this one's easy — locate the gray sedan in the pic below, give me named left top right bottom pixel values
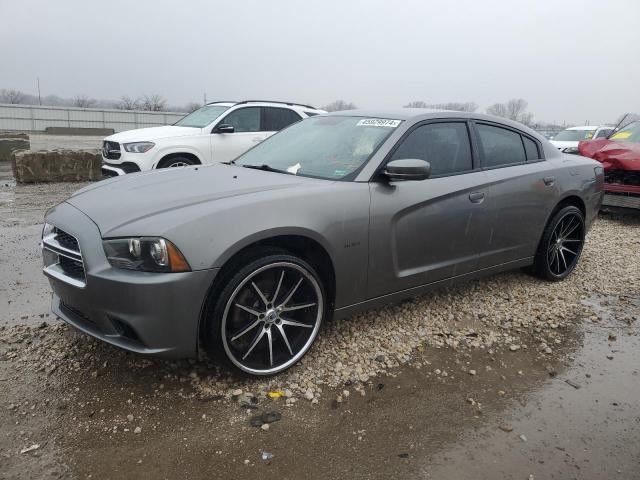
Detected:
left=42, top=110, right=604, bottom=375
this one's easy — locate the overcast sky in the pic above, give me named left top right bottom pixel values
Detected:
left=1, top=0, right=639, bottom=125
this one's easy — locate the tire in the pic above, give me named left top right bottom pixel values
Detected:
left=203, top=249, right=326, bottom=376
left=532, top=205, right=585, bottom=281
left=157, top=156, right=194, bottom=169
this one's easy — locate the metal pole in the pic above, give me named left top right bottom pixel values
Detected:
left=37, top=77, right=42, bottom=105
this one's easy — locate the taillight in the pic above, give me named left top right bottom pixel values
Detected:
left=594, top=166, right=604, bottom=189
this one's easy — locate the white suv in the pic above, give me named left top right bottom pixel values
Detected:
left=101, top=100, right=325, bottom=176
left=549, top=125, right=614, bottom=154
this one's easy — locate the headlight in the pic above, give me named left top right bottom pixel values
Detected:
left=42, top=222, right=55, bottom=239
left=563, top=146, right=579, bottom=154
left=103, top=237, right=190, bottom=273
left=123, top=142, right=155, bottom=153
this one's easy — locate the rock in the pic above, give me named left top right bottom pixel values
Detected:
left=231, top=388, right=243, bottom=396
left=134, top=427, right=142, bottom=434
left=509, top=345, right=520, bottom=351
left=260, top=423, right=270, bottom=431
left=20, top=444, right=40, bottom=454
left=519, top=434, right=527, bottom=442
left=304, top=389, right=314, bottom=401
left=468, top=369, right=476, bottom=376
left=127, top=414, right=134, bottom=422
left=499, top=424, right=513, bottom=432
left=261, top=451, right=274, bottom=461
left=565, top=379, right=581, bottom=389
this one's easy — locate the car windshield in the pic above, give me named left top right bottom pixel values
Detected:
left=234, top=116, right=400, bottom=180
left=175, top=105, right=229, bottom=128
left=610, top=121, right=640, bottom=143
left=553, top=129, right=596, bottom=141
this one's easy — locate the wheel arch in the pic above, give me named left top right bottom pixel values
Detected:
left=534, top=193, right=586, bottom=255
left=198, top=231, right=337, bottom=351
left=156, top=151, right=203, bottom=168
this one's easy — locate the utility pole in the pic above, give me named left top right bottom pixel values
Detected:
left=37, top=77, right=42, bottom=105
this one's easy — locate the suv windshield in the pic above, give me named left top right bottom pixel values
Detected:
left=553, top=129, right=596, bottom=141
left=234, top=116, right=400, bottom=180
left=611, top=121, right=640, bottom=143
left=175, top=105, right=229, bottom=128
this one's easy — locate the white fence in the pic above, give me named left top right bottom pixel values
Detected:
left=0, top=103, right=187, bottom=133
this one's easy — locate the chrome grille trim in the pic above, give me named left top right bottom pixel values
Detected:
left=42, top=227, right=86, bottom=288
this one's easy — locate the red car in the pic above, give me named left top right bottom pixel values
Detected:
left=579, top=121, right=640, bottom=211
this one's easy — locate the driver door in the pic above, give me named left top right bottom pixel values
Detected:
left=367, top=121, right=492, bottom=299
left=211, top=107, right=267, bottom=163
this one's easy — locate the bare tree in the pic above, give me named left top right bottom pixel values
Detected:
left=140, top=94, right=167, bottom=112
left=486, top=98, right=534, bottom=126
left=184, top=102, right=202, bottom=113
left=72, top=95, right=97, bottom=108
left=0, top=89, right=25, bottom=104
left=428, top=102, right=478, bottom=112
left=117, top=95, right=141, bottom=110
left=404, top=100, right=428, bottom=108
left=322, top=100, right=357, bottom=112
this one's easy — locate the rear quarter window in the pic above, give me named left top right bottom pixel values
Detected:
left=476, top=124, right=526, bottom=168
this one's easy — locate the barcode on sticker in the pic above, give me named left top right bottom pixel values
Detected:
left=356, top=119, right=401, bottom=128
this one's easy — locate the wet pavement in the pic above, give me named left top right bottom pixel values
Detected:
left=0, top=181, right=639, bottom=480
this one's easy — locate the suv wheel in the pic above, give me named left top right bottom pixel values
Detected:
left=204, top=250, right=325, bottom=375
left=158, top=156, right=194, bottom=169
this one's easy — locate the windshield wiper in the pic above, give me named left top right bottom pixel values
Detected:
left=238, top=164, right=293, bottom=175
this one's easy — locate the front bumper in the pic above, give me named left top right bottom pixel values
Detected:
left=43, top=201, right=219, bottom=358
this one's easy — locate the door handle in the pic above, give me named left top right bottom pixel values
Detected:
left=543, top=176, right=555, bottom=186
left=468, top=192, right=485, bottom=204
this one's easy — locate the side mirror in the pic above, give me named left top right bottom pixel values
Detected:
left=213, top=124, right=235, bottom=134
left=383, top=159, right=431, bottom=181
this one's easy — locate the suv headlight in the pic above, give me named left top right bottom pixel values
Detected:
left=123, top=142, right=155, bottom=153
left=103, top=237, right=190, bottom=273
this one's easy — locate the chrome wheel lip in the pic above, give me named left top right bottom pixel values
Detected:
left=220, top=261, right=323, bottom=375
left=546, top=211, right=585, bottom=278
left=168, top=161, right=189, bottom=168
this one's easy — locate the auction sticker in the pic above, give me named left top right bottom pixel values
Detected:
left=357, top=119, right=401, bottom=128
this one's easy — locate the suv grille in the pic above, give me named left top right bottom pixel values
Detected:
left=42, top=227, right=86, bottom=287
left=103, top=141, right=121, bottom=160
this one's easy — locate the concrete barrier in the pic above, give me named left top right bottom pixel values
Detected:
left=45, top=126, right=115, bottom=136
left=12, top=149, right=102, bottom=183
left=0, top=133, right=30, bottom=162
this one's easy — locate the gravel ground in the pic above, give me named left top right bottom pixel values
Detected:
left=0, top=181, right=639, bottom=479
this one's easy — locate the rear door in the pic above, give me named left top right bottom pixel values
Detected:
left=211, top=107, right=264, bottom=163
left=367, top=120, right=493, bottom=298
left=261, top=107, right=303, bottom=140
left=472, top=122, right=558, bottom=268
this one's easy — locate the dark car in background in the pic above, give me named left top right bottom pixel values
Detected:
left=579, top=120, right=640, bottom=211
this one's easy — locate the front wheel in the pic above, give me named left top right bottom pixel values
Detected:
left=532, top=205, right=585, bottom=281
left=204, top=251, right=325, bottom=375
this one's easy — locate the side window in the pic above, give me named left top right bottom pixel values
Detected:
left=220, top=107, right=261, bottom=132
left=595, top=128, right=612, bottom=139
left=476, top=124, right=526, bottom=168
left=262, top=107, right=302, bottom=131
left=522, top=136, right=540, bottom=161
left=390, top=122, right=473, bottom=176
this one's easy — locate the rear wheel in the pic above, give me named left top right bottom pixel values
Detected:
left=157, top=156, right=194, bottom=169
left=204, top=250, right=325, bottom=375
left=532, top=205, right=585, bottom=281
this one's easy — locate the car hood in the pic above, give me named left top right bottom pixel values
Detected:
left=578, top=139, right=640, bottom=171
left=105, top=125, right=201, bottom=143
left=66, top=164, right=326, bottom=236
left=549, top=140, right=578, bottom=149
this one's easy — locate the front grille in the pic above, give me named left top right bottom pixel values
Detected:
left=42, top=227, right=86, bottom=287
left=59, top=255, right=85, bottom=281
left=605, top=169, right=640, bottom=187
left=55, top=229, right=80, bottom=251
left=102, top=141, right=121, bottom=160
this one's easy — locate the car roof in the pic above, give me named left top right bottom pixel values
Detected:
left=206, top=100, right=321, bottom=111
left=564, top=125, right=614, bottom=131
left=327, top=108, right=543, bottom=138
